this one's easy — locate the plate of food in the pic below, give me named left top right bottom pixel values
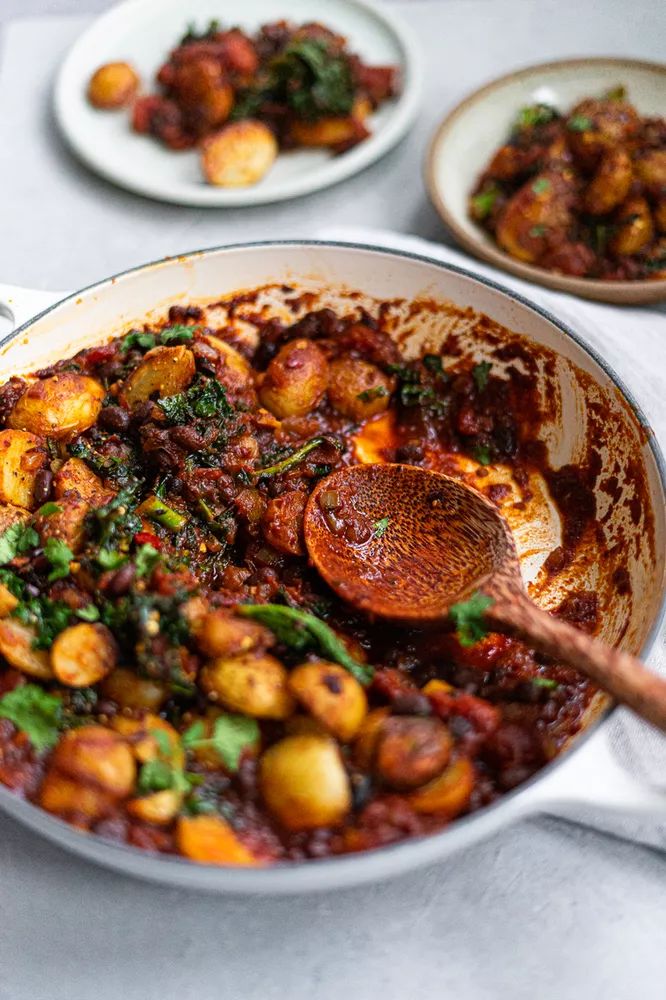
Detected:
left=0, top=241, right=663, bottom=893
left=54, top=0, right=421, bottom=206
left=426, top=58, right=666, bottom=303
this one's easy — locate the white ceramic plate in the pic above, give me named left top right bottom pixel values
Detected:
left=54, top=0, right=421, bottom=207
left=426, top=58, right=666, bottom=304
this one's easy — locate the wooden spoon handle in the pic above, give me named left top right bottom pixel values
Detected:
left=489, top=591, right=666, bottom=733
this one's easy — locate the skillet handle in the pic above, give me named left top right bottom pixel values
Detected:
left=0, top=283, right=65, bottom=330
left=523, top=721, right=666, bottom=822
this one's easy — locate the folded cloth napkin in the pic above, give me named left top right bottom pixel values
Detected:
left=319, top=225, right=666, bottom=848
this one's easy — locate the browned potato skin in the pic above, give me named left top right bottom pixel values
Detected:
left=0, top=583, right=18, bottom=618
left=565, top=98, right=641, bottom=170
left=100, top=667, right=168, bottom=711
left=194, top=609, right=272, bottom=659
left=289, top=661, right=367, bottom=741
left=119, top=345, right=195, bottom=408
left=200, top=653, right=295, bottom=719
left=88, top=62, right=140, bottom=109
left=408, top=757, right=475, bottom=817
left=112, top=714, right=183, bottom=767
left=610, top=196, right=655, bottom=256
left=177, top=815, right=260, bottom=866
left=34, top=493, right=90, bottom=553
left=53, top=458, right=114, bottom=506
left=9, top=374, right=104, bottom=441
left=583, top=146, right=633, bottom=215
left=290, top=98, right=371, bottom=148
left=258, top=339, right=329, bottom=419
left=127, top=789, right=182, bottom=826
left=374, top=716, right=453, bottom=790
left=40, top=726, right=135, bottom=821
left=261, top=490, right=307, bottom=556
left=201, top=120, right=278, bottom=187
left=327, top=358, right=395, bottom=422
left=634, top=149, right=666, bottom=197
left=0, top=503, right=31, bottom=533
left=495, top=170, right=576, bottom=263
left=51, top=623, right=118, bottom=687
left=260, top=734, right=351, bottom=831
left=0, top=429, right=48, bottom=510
left=0, top=618, right=52, bottom=679
left=201, top=335, right=252, bottom=383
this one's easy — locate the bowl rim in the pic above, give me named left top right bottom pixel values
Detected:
left=1, top=237, right=665, bottom=891
left=424, top=55, right=666, bottom=305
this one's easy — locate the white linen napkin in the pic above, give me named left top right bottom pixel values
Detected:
left=319, top=225, right=666, bottom=845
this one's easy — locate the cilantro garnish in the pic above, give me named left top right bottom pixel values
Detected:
left=37, top=502, right=62, bottom=517
left=473, top=444, right=492, bottom=466
left=0, top=684, right=63, bottom=752
left=449, top=591, right=494, bottom=647
left=44, top=537, right=73, bottom=582
left=373, top=516, right=390, bottom=538
left=121, top=330, right=157, bottom=353
left=13, top=597, right=73, bottom=648
left=240, top=604, right=373, bottom=685
left=76, top=604, right=100, bottom=622
left=567, top=115, right=593, bottom=132
left=513, top=103, right=558, bottom=130
left=472, top=361, right=492, bottom=392
left=471, top=186, right=500, bottom=220
left=0, top=522, right=39, bottom=565
left=357, top=385, right=389, bottom=403
left=531, top=177, right=551, bottom=194
left=134, top=543, right=161, bottom=578
left=183, top=715, right=259, bottom=772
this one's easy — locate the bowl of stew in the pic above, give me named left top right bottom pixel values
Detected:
left=0, top=241, right=663, bottom=893
left=426, top=58, right=666, bottom=304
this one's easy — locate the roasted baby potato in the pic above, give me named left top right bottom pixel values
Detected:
left=201, top=120, right=278, bottom=187
left=34, top=493, right=90, bottom=553
left=53, top=457, right=114, bottom=505
left=610, top=196, right=655, bottom=256
left=88, top=61, right=140, bottom=109
left=170, top=58, right=233, bottom=129
left=51, top=623, right=118, bottom=687
left=0, top=583, right=18, bottom=618
left=408, top=757, right=475, bottom=817
left=353, top=706, right=391, bottom=769
left=119, top=345, right=195, bottom=407
left=634, top=148, right=666, bottom=196
left=374, top=716, right=452, bottom=790
left=327, top=358, right=395, bottom=421
left=290, top=98, right=371, bottom=147
left=100, top=667, right=168, bottom=712
left=258, top=339, right=329, bottom=419
left=565, top=97, right=640, bottom=169
left=655, top=200, right=666, bottom=235
left=9, top=374, right=104, bottom=441
left=0, top=502, right=31, bottom=534
left=496, top=170, right=576, bottom=263
left=177, top=815, right=260, bottom=866
left=288, top=661, right=367, bottom=741
left=0, top=618, right=52, bottom=680
left=0, top=429, right=48, bottom=509
left=194, top=609, right=272, bottom=659
left=40, top=726, right=135, bottom=820
left=201, top=334, right=252, bottom=382
left=127, top=789, right=182, bottom=826
left=111, top=714, right=183, bottom=767
left=583, top=146, right=633, bottom=215
left=200, top=653, right=295, bottom=719
left=260, top=734, right=351, bottom=831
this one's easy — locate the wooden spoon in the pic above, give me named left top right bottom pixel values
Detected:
left=304, top=463, right=666, bottom=732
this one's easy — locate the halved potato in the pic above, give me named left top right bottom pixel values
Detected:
left=0, top=503, right=31, bottom=534
left=290, top=98, right=371, bottom=148
left=610, top=196, right=655, bottom=256
left=35, top=494, right=90, bottom=553
left=289, top=661, right=367, bottom=741
left=128, top=789, right=182, bottom=825
left=44, top=725, right=135, bottom=803
left=119, top=345, right=195, bottom=407
left=408, top=758, right=475, bottom=817
left=51, top=623, right=118, bottom=687
left=201, top=334, right=252, bottom=381
left=200, top=653, right=295, bottom=719
left=0, top=618, right=52, bottom=680
left=53, top=458, right=114, bottom=505
left=100, top=667, right=168, bottom=712
left=88, top=61, right=140, bottom=109
left=0, top=430, right=48, bottom=509
left=0, top=583, right=18, bottom=618
left=260, top=734, right=351, bottom=831
left=8, top=374, right=104, bottom=440
left=201, top=120, right=278, bottom=188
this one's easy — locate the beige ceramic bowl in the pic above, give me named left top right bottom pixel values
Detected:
left=426, top=57, right=666, bottom=305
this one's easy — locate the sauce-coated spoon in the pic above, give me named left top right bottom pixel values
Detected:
left=303, top=463, right=666, bottom=732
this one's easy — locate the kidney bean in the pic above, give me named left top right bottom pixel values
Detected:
left=32, top=468, right=53, bottom=506
left=99, top=405, right=130, bottom=433
left=104, top=563, right=136, bottom=596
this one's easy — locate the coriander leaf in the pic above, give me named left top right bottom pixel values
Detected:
left=471, top=186, right=500, bottom=220
left=239, top=604, right=373, bottom=685
left=183, top=715, right=259, bottom=772
left=605, top=85, right=626, bottom=101
left=44, top=537, right=74, bottom=582
left=271, top=39, right=355, bottom=121
left=150, top=728, right=173, bottom=757
left=357, top=385, right=388, bottom=403
left=13, top=597, right=73, bottom=648
left=138, top=758, right=177, bottom=794
left=529, top=224, right=547, bottom=238
left=0, top=522, right=39, bottom=565
left=449, top=591, right=493, bottom=647
left=76, top=604, right=100, bottom=622
left=160, top=324, right=197, bottom=345
left=423, top=354, right=444, bottom=375
left=472, top=361, right=492, bottom=392
left=567, top=114, right=593, bottom=132
left=0, top=568, right=25, bottom=598
left=373, top=516, right=390, bottom=538
left=38, top=502, right=62, bottom=517
left=182, top=720, right=206, bottom=748
left=134, top=543, right=161, bottom=578
left=513, top=103, right=558, bottom=130
left=531, top=177, right=551, bottom=194
left=121, top=330, right=157, bottom=353
left=473, top=444, right=491, bottom=466
left=96, top=548, right=127, bottom=570
left=0, top=684, right=63, bottom=752
left=532, top=677, right=560, bottom=690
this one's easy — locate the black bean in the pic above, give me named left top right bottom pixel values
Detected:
left=104, top=562, right=136, bottom=596
left=32, top=468, right=53, bottom=506
left=99, top=405, right=130, bottom=433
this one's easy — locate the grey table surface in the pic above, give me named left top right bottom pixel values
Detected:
left=1, top=2, right=666, bottom=999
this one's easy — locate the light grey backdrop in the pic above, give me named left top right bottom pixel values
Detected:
left=1, top=3, right=666, bottom=1000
